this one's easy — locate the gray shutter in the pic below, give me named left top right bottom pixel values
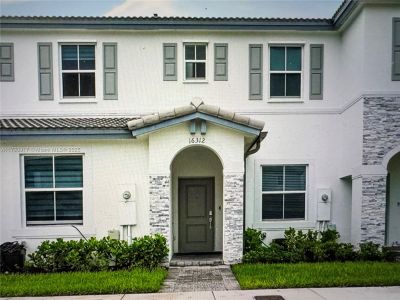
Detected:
left=309, top=44, right=324, bottom=100
left=37, top=43, right=53, bottom=100
left=214, top=43, right=228, bottom=81
left=392, top=18, right=400, bottom=81
left=0, top=43, right=14, bottom=82
left=163, top=43, right=177, bottom=81
left=103, top=43, right=118, bottom=100
left=249, top=44, right=263, bottom=100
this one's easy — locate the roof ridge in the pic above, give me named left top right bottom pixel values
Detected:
left=0, top=15, right=331, bottom=21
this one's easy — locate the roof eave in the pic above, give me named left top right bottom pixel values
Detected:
left=0, top=128, right=132, bottom=139
left=0, top=18, right=334, bottom=31
left=130, top=112, right=262, bottom=138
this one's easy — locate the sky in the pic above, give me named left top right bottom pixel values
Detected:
left=0, top=0, right=343, bottom=18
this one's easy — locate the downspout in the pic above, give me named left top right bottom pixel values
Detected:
left=242, top=131, right=268, bottom=255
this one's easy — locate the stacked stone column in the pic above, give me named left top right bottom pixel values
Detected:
left=355, top=96, right=400, bottom=245
left=149, top=175, right=171, bottom=252
left=223, top=173, right=244, bottom=264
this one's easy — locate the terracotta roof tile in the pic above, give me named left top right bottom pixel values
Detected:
left=0, top=117, right=136, bottom=130
left=127, top=102, right=265, bottom=131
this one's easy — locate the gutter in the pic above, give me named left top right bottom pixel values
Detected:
left=242, top=131, right=268, bottom=256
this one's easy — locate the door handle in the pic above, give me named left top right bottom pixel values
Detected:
left=209, top=217, right=212, bottom=229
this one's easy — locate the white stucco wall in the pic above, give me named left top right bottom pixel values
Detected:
left=0, top=29, right=345, bottom=117
left=245, top=111, right=357, bottom=242
left=0, top=139, right=150, bottom=252
left=1, top=3, right=400, bottom=251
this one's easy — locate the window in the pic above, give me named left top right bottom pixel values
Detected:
left=0, top=43, right=14, bottom=81
left=23, top=155, right=83, bottom=225
left=262, top=165, right=306, bottom=220
left=269, top=46, right=302, bottom=97
left=61, top=44, right=95, bottom=97
left=184, top=44, right=207, bottom=80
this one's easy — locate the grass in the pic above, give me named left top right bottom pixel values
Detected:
left=232, top=261, right=400, bottom=289
left=0, top=268, right=168, bottom=297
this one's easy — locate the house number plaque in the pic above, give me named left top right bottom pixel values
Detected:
left=188, top=136, right=205, bottom=144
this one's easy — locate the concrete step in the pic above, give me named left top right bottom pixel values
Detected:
left=169, top=254, right=224, bottom=267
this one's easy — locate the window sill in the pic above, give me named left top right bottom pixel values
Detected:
left=11, top=226, right=96, bottom=239
left=59, top=99, right=98, bottom=104
left=183, top=80, right=208, bottom=84
left=253, top=220, right=315, bottom=230
left=268, top=99, right=304, bottom=103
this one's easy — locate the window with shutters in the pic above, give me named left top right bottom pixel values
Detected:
left=184, top=43, right=207, bottom=80
left=0, top=43, right=14, bottom=81
left=269, top=46, right=302, bottom=98
left=23, top=155, right=83, bottom=225
left=261, top=165, right=306, bottom=220
left=60, top=44, right=95, bottom=98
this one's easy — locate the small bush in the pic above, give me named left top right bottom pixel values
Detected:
left=243, top=243, right=287, bottom=264
left=244, top=228, right=266, bottom=253
left=336, top=243, right=357, bottom=261
left=27, top=234, right=168, bottom=273
left=242, top=227, right=387, bottom=264
left=358, top=242, right=383, bottom=261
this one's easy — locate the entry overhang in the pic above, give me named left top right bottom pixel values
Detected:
left=128, top=102, right=265, bottom=138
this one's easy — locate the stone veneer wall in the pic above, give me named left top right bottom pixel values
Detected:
left=363, top=96, right=400, bottom=165
left=361, top=176, right=387, bottom=244
left=223, top=173, right=244, bottom=264
left=149, top=175, right=170, bottom=243
left=361, top=96, right=400, bottom=244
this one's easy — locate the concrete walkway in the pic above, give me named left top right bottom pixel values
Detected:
left=161, top=266, right=240, bottom=292
left=3, top=287, right=400, bottom=300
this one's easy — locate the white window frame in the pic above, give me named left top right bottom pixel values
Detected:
left=253, top=159, right=315, bottom=230
left=22, top=154, right=84, bottom=226
left=183, top=43, right=208, bottom=82
left=261, top=164, right=307, bottom=221
left=59, top=43, right=97, bottom=100
left=268, top=44, right=304, bottom=101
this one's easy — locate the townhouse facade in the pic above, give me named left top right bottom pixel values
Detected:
left=0, top=0, right=399, bottom=264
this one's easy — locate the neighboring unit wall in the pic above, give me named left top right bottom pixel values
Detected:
left=362, top=5, right=400, bottom=93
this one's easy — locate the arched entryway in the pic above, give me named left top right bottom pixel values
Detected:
left=386, top=151, right=400, bottom=246
left=170, top=146, right=223, bottom=254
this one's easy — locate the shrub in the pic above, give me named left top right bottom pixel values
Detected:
left=358, top=242, right=383, bottom=261
left=27, top=234, right=168, bottom=273
left=336, top=243, right=357, bottom=261
left=244, top=228, right=266, bottom=253
left=242, top=227, right=386, bottom=264
left=243, top=243, right=287, bottom=264
left=320, top=229, right=340, bottom=243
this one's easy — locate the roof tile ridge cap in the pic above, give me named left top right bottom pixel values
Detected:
left=190, top=99, right=204, bottom=110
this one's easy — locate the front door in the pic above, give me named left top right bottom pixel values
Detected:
left=178, top=178, right=214, bottom=253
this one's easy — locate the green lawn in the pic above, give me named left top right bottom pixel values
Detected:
left=232, top=262, right=400, bottom=289
left=0, top=268, right=168, bottom=297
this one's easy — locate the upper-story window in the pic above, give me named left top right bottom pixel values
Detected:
left=269, top=46, right=302, bottom=98
left=262, top=165, right=306, bottom=220
left=61, top=44, right=95, bottom=97
left=184, top=43, right=207, bottom=80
